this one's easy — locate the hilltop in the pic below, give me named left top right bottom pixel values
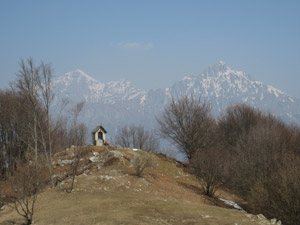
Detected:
left=0, top=146, right=279, bottom=225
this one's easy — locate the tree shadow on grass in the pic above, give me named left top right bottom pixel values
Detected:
left=0, top=219, right=25, bottom=225
left=177, top=181, right=202, bottom=195
left=177, top=181, right=236, bottom=209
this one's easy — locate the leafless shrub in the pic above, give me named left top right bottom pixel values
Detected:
left=68, top=101, right=86, bottom=146
left=51, top=116, right=70, bottom=153
left=67, top=123, right=87, bottom=148
left=222, top=112, right=300, bottom=225
left=65, top=102, right=87, bottom=193
left=157, top=95, right=215, bottom=161
left=192, top=148, right=224, bottom=197
left=217, top=103, right=264, bottom=149
left=131, top=154, right=152, bottom=177
left=115, top=124, right=160, bottom=152
left=228, top=121, right=287, bottom=196
left=247, top=152, right=300, bottom=225
left=66, top=147, right=84, bottom=193
left=6, top=155, right=48, bottom=225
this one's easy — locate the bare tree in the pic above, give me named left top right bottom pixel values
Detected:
left=217, top=103, right=264, bottom=149
left=115, top=125, right=159, bottom=152
left=220, top=110, right=300, bottom=225
left=229, top=124, right=283, bottom=196
left=13, top=58, right=41, bottom=164
left=11, top=58, right=57, bottom=187
left=51, top=98, right=71, bottom=153
left=51, top=116, right=69, bottom=153
left=248, top=152, right=300, bottom=225
left=157, top=95, right=215, bottom=161
left=69, top=101, right=85, bottom=146
left=0, top=90, right=25, bottom=175
left=191, top=148, right=224, bottom=197
left=66, top=102, right=87, bottom=193
left=6, top=154, right=47, bottom=225
left=37, top=62, right=55, bottom=187
left=66, top=147, right=84, bottom=193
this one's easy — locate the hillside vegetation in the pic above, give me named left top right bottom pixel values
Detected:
left=1, top=59, right=299, bottom=225
left=0, top=146, right=277, bottom=225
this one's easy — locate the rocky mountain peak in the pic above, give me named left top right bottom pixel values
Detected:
left=204, top=61, right=230, bottom=76
left=201, top=61, right=250, bottom=82
left=65, top=69, right=99, bottom=83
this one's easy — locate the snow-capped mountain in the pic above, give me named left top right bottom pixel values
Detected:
left=53, top=62, right=300, bottom=140
left=165, top=61, right=299, bottom=117
left=54, top=69, right=146, bottom=104
left=53, top=69, right=147, bottom=137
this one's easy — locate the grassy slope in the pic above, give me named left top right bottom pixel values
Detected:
left=0, top=146, right=273, bottom=225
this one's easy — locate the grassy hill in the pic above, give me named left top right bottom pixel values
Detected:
left=0, top=146, right=277, bottom=225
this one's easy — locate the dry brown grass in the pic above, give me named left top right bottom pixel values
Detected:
left=0, top=146, right=275, bottom=225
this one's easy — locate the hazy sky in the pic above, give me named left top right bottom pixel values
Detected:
left=1, top=0, right=300, bottom=97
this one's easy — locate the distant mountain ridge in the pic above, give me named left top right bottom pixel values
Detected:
left=53, top=62, right=300, bottom=139
left=54, top=69, right=146, bottom=104
left=165, top=61, right=298, bottom=116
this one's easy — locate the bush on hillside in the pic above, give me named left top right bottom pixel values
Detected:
left=131, top=154, right=152, bottom=177
left=114, top=124, right=160, bottom=152
left=248, top=153, right=300, bottom=225
left=192, top=148, right=224, bottom=197
left=5, top=155, right=48, bottom=225
left=217, top=103, right=265, bottom=150
left=219, top=106, right=300, bottom=225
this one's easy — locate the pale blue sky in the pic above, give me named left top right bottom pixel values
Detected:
left=0, top=0, right=300, bottom=97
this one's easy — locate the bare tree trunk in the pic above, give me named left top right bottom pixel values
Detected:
left=33, top=112, right=38, bottom=165
left=37, top=62, right=55, bottom=187
left=66, top=101, right=86, bottom=193
left=37, top=119, right=54, bottom=187
left=66, top=147, right=82, bottom=193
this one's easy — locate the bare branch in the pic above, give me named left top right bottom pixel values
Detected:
left=157, top=95, right=215, bottom=160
